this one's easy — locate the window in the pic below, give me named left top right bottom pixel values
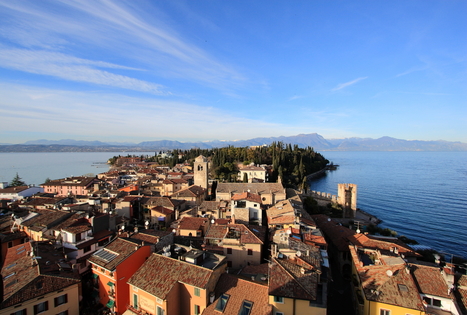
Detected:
left=194, top=287, right=200, bottom=297
left=380, top=310, right=390, bottom=315
left=227, top=248, right=232, bottom=255
left=133, top=294, right=138, bottom=308
left=8, top=241, right=13, bottom=248
left=10, top=309, right=26, bottom=315
left=239, top=300, right=253, bottom=315
left=247, top=249, right=253, bottom=255
left=83, top=245, right=91, bottom=253
left=227, top=261, right=232, bottom=267
left=34, top=301, right=48, bottom=314
left=57, top=311, right=68, bottom=315
left=54, top=294, right=68, bottom=307
left=423, top=297, right=442, bottom=307
left=273, top=296, right=284, bottom=303
left=215, top=294, right=230, bottom=312
left=156, top=306, right=164, bottom=315
left=194, top=305, right=200, bottom=315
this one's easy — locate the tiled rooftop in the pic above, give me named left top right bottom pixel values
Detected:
left=231, top=192, right=262, bottom=204
left=411, top=264, right=451, bottom=298
left=216, top=183, right=284, bottom=195
left=269, top=257, right=318, bottom=301
left=127, top=253, right=216, bottom=299
left=178, top=217, right=209, bottom=231
left=88, top=237, right=145, bottom=270
left=1, top=242, right=80, bottom=309
left=203, top=273, right=272, bottom=315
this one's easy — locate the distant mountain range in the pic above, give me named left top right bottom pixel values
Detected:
left=1, top=133, right=466, bottom=152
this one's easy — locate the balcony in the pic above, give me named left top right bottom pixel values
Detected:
left=127, top=305, right=152, bottom=315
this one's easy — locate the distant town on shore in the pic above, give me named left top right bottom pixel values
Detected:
left=0, top=145, right=466, bottom=315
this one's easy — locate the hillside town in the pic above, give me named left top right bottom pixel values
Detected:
left=0, top=154, right=466, bottom=315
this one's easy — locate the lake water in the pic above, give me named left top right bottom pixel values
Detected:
left=308, top=151, right=467, bottom=259
left=0, top=152, right=154, bottom=186
left=0, top=151, right=466, bottom=258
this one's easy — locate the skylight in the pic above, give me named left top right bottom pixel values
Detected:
left=238, top=300, right=253, bottom=315
left=93, top=249, right=118, bottom=262
left=215, top=294, right=230, bottom=312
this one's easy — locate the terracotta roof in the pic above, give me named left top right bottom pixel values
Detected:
left=128, top=253, right=215, bottom=299
left=203, top=273, right=272, bottom=315
left=348, top=233, right=419, bottom=257
left=349, top=245, right=425, bottom=311
left=151, top=206, right=174, bottom=216
left=199, top=201, right=222, bottom=211
left=266, top=199, right=297, bottom=225
left=88, top=237, right=144, bottom=270
left=456, top=275, right=467, bottom=314
left=141, top=196, right=183, bottom=209
left=1, top=242, right=80, bottom=309
left=231, top=192, right=262, bottom=204
left=178, top=217, right=209, bottom=231
left=216, top=183, right=284, bottom=195
left=205, top=225, right=228, bottom=239
left=0, top=186, right=30, bottom=194
left=21, top=209, right=72, bottom=230
left=41, top=176, right=96, bottom=187
left=53, top=214, right=91, bottom=234
left=269, top=257, right=318, bottom=300
left=411, top=264, right=451, bottom=298
left=171, top=185, right=205, bottom=198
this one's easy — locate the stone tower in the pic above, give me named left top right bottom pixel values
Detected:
left=337, top=183, right=357, bottom=218
left=194, top=155, right=209, bottom=194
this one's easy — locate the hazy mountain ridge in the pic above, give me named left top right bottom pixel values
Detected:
left=2, top=133, right=467, bottom=152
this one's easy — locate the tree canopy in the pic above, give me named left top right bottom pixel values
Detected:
left=10, top=173, right=26, bottom=187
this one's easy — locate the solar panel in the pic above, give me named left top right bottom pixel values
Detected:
left=93, top=249, right=118, bottom=262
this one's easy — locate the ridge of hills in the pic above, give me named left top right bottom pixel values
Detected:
left=1, top=133, right=466, bottom=152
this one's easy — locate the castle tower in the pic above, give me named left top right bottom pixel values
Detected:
left=194, top=155, right=209, bottom=197
left=337, top=183, right=357, bottom=218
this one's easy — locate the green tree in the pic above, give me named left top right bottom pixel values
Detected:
left=10, top=173, right=26, bottom=187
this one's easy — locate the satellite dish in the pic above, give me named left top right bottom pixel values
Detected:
left=386, top=270, right=393, bottom=277
left=356, top=229, right=361, bottom=234
left=211, top=219, right=215, bottom=224
left=145, top=220, right=149, bottom=226
left=296, top=251, right=301, bottom=257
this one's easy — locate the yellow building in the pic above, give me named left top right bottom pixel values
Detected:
left=126, top=247, right=226, bottom=315
left=349, top=245, right=426, bottom=315
left=268, top=256, right=326, bottom=315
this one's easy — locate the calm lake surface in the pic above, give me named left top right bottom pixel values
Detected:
left=309, top=151, right=467, bottom=259
left=0, top=152, right=154, bottom=186
left=0, top=151, right=466, bottom=258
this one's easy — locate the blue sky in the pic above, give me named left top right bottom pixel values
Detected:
left=0, top=0, right=466, bottom=144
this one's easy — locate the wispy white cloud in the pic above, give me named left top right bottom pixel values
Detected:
left=288, top=95, right=304, bottom=101
left=0, top=48, right=167, bottom=94
left=331, top=77, right=368, bottom=91
left=395, top=65, right=428, bottom=77
left=0, top=83, right=288, bottom=142
left=0, top=0, right=246, bottom=92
